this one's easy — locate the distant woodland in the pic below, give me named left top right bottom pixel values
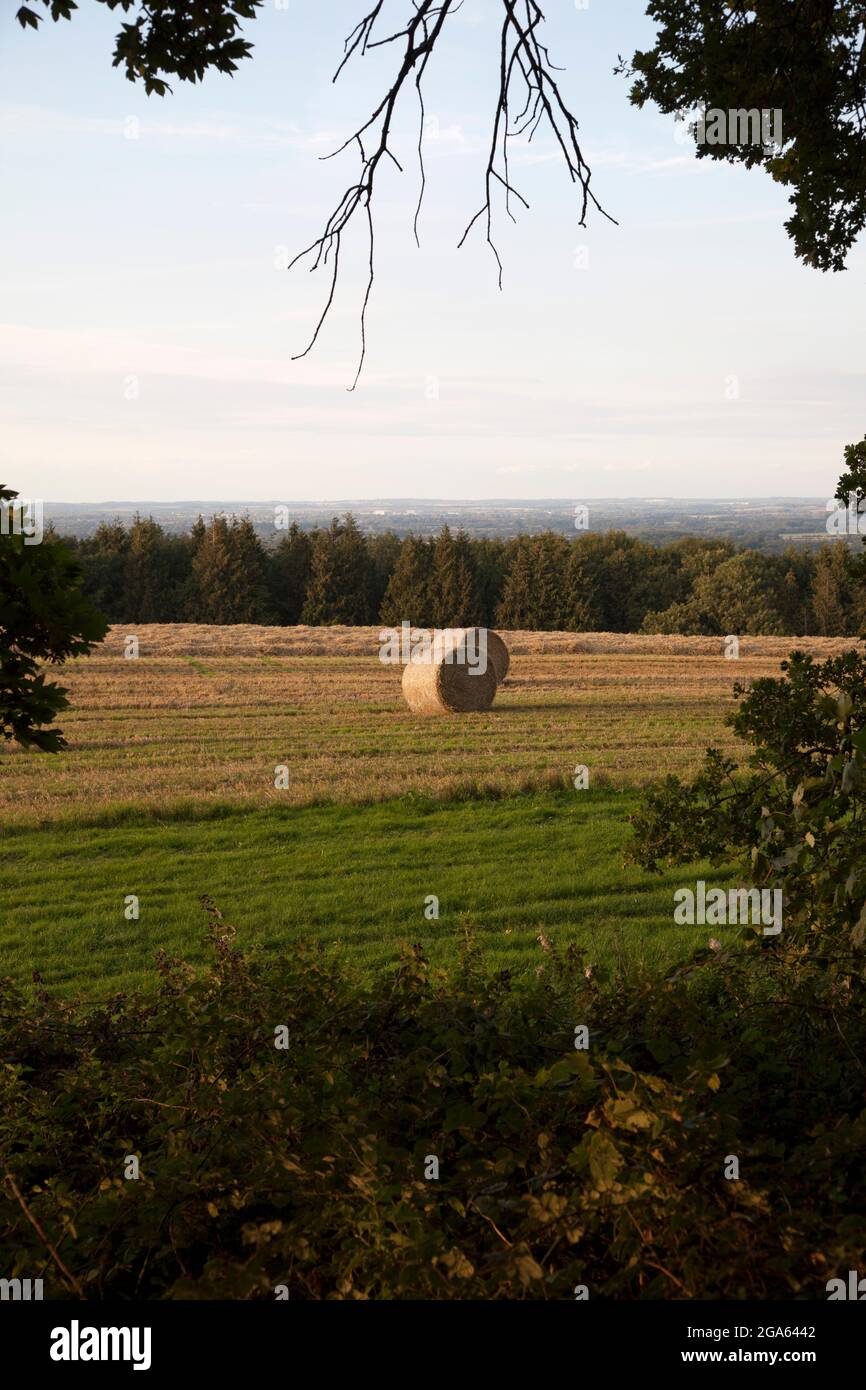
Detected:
left=57, top=513, right=866, bottom=637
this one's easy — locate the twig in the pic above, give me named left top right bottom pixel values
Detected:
left=3, top=1170, right=85, bottom=1300
left=288, top=0, right=614, bottom=386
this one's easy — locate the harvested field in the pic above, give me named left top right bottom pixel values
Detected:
left=79, top=624, right=860, bottom=660
left=1, top=626, right=856, bottom=829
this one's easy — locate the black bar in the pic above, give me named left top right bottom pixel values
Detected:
left=3, top=1298, right=860, bottom=1376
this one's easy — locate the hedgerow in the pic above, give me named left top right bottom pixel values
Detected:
left=1, top=908, right=864, bottom=1300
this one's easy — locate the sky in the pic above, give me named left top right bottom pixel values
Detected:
left=1, top=0, right=864, bottom=503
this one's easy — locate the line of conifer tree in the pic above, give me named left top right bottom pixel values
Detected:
left=56, top=513, right=866, bottom=637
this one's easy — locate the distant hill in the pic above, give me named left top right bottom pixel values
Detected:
left=47, top=497, right=848, bottom=552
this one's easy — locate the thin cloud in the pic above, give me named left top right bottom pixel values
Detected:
left=0, top=103, right=335, bottom=150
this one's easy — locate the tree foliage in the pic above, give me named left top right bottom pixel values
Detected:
left=629, top=647, right=866, bottom=950
left=622, top=1, right=866, bottom=271
left=642, top=551, right=788, bottom=636
left=380, top=534, right=434, bottom=628
left=0, top=484, right=107, bottom=751
left=57, top=512, right=865, bottom=636
left=301, top=515, right=377, bottom=625
left=16, top=1, right=262, bottom=96
left=269, top=523, right=313, bottom=626
left=190, top=516, right=274, bottom=625
left=630, top=442, right=866, bottom=943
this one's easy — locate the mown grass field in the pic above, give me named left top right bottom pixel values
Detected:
left=2, top=790, right=725, bottom=994
left=0, top=627, right=846, bottom=995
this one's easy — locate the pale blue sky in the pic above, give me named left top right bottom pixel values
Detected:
left=1, top=0, right=863, bottom=502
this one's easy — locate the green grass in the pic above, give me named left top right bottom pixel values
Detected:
left=0, top=787, right=728, bottom=996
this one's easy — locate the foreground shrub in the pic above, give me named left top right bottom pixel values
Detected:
left=1, top=907, right=864, bottom=1300
left=629, top=646, right=866, bottom=947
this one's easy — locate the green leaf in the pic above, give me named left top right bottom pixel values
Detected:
left=588, top=1131, right=623, bottom=1190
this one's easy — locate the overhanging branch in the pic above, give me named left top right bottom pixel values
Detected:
left=288, top=0, right=615, bottom=388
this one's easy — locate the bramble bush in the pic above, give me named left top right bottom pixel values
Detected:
left=1, top=900, right=865, bottom=1300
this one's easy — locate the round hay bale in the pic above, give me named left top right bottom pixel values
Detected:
left=481, top=628, right=510, bottom=682
left=449, top=627, right=510, bottom=682
left=401, top=640, right=498, bottom=714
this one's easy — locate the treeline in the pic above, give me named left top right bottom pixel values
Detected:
left=59, top=513, right=866, bottom=636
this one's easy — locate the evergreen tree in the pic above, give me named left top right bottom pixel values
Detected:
left=532, top=533, right=572, bottom=627
left=780, top=568, right=804, bottom=636
left=178, top=517, right=207, bottom=619
left=577, top=533, right=642, bottom=632
left=810, top=543, right=852, bottom=636
left=777, top=547, right=814, bottom=636
left=226, top=517, right=275, bottom=623
left=368, top=531, right=402, bottom=618
left=190, top=516, right=236, bottom=623
left=471, top=538, right=509, bottom=626
left=379, top=535, right=433, bottom=627
left=494, top=533, right=595, bottom=631
left=124, top=516, right=180, bottom=623
left=301, top=515, right=376, bottom=624
left=190, top=516, right=274, bottom=624
left=561, top=541, right=601, bottom=630
left=495, top=537, right=535, bottom=629
left=61, top=513, right=849, bottom=640
left=429, top=527, right=482, bottom=627
left=77, top=521, right=129, bottom=620
left=269, top=522, right=313, bottom=625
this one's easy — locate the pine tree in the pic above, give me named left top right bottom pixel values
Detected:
left=495, top=537, right=535, bottom=628
left=561, top=541, right=600, bottom=630
left=429, top=527, right=482, bottom=627
left=124, top=516, right=172, bottom=623
left=299, top=524, right=338, bottom=624
left=189, top=516, right=273, bottom=623
left=226, top=517, right=274, bottom=623
left=531, top=533, right=572, bottom=628
left=178, top=518, right=206, bottom=619
left=335, top=514, right=376, bottom=623
left=77, top=521, right=129, bottom=620
left=810, top=543, right=851, bottom=635
left=472, top=538, right=508, bottom=626
left=379, top=535, right=433, bottom=626
left=301, top=515, right=376, bottom=624
left=190, top=516, right=234, bottom=622
left=368, top=532, right=402, bottom=617
left=270, top=522, right=313, bottom=624
left=780, top=567, right=807, bottom=635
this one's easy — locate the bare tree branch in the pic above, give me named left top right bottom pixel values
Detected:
left=289, top=0, right=615, bottom=387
